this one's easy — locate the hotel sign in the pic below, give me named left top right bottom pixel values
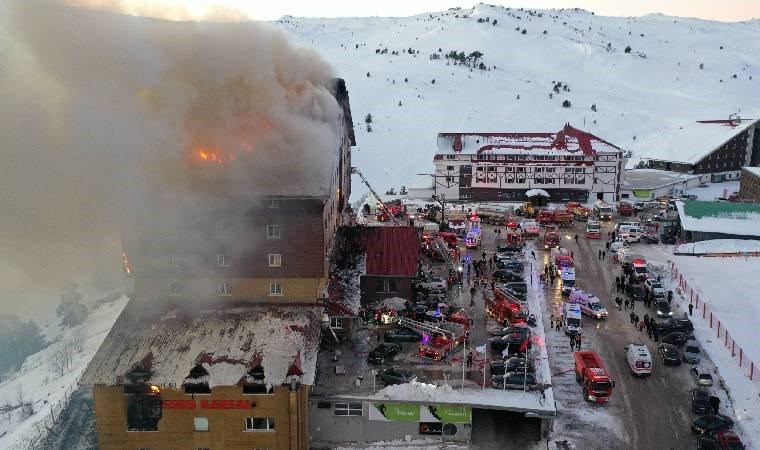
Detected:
left=162, top=399, right=254, bottom=410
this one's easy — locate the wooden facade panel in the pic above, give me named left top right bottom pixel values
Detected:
left=135, top=277, right=324, bottom=303
left=93, top=385, right=308, bottom=450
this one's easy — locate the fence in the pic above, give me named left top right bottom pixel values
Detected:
left=670, top=262, right=759, bottom=382
left=9, top=382, right=80, bottom=450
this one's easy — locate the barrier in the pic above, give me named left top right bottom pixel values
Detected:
left=670, top=261, right=759, bottom=381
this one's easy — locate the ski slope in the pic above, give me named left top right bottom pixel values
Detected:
left=276, top=5, right=760, bottom=200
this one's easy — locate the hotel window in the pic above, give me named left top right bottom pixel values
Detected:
left=269, top=282, right=283, bottom=296
left=217, top=253, right=230, bottom=267
left=245, top=417, right=275, bottom=431
left=268, top=254, right=282, bottom=267
left=376, top=279, right=397, bottom=293
left=334, top=402, right=363, bottom=416
left=446, top=165, right=455, bottom=170
left=446, top=176, right=454, bottom=182
left=266, top=198, right=280, bottom=208
left=217, top=282, right=232, bottom=296
left=193, top=417, right=209, bottom=432
left=266, top=224, right=281, bottom=239
left=330, top=317, right=344, bottom=329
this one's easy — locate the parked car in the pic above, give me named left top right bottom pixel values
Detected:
left=490, top=371, right=537, bottom=390
left=490, top=334, right=530, bottom=354
left=629, top=285, right=645, bottom=302
left=691, top=414, right=734, bottom=435
left=683, top=341, right=701, bottom=364
left=657, top=318, right=694, bottom=334
left=376, top=368, right=416, bottom=385
left=661, top=235, right=677, bottom=245
left=500, top=286, right=527, bottom=301
left=714, top=431, right=745, bottom=450
left=493, top=270, right=523, bottom=283
left=661, top=332, right=691, bottom=347
left=367, top=343, right=401, bottom=364
left=691, top=387, right=713, bottom=414
left=654, top=300, right=673, bottom=318
left=503, top=356, right=535, bottom=374
left=384, top=327, right=422, bottom=343
left=488, top=325, right=531, bottom=339
left=645, top=279, right=666, bottom=297
left=504, top=282, right=528, bottom=294
left=496, top=259, right=524, bottom=272
left=658, top=343, right=681, bottom=365
left=690, top=367, right=714, bottom=386
left=414, top=277, right=447, bottom=292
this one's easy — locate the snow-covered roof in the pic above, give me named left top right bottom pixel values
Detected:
left=409, top=173, right=435, bottom=189
left=622, top=169, right=700, bottom=190
left=634, top=118, right=760, bottom=165
left=675, top=239, right=760, bottom=255
left=80, top=303, right=322, bottom=388
left=743, top=166, right=760, bottom=177
left=437, top=124, right=620, bottom=157
left=676, top=200, right=760, bottom=237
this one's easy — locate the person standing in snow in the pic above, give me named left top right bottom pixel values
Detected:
left=466, top=351, right=473, bottom=369
left=668, top=290, right=673, bottom=305
left=569, top=334, right=576, bottom=351
left=629, top=311, right=635, bottom=323
left=688, top=303, right=693, bottom=316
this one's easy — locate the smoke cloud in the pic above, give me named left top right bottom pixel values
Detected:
left=0, top=0, right=341, bottom=316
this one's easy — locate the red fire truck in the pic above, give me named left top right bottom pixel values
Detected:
left=618, top=202, right=633, bottom=216
left=551, top=247, right=574, bottom=271
left=574, top=351, right=615, bottom=403
left=543, top=231, right=560, bottom=250
left=415, top=322, right=468, bottom=361
left=503, top=231, right=525, bottom=250
left=536, top=210, right=555, bottom=225
left=486, top=289, right=527, bottom=325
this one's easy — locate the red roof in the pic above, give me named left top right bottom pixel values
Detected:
left=360, top=226, right=420, bottom=277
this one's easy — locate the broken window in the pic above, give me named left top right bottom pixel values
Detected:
left=183, top=365, right=211, bottom=394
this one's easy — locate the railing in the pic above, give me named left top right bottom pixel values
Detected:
left=670, top=262, right=759, bottom=381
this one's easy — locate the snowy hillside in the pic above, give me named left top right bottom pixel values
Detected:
left=0, top=294, right=127, bottom=449
left=276, top=5, right=760, bottom=199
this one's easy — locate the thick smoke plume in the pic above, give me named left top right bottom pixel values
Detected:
left=0, top=0, right=341, bottom=316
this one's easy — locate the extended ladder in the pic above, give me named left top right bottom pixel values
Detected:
left=397, top=317, right=454, bottom=340
left=351, top=167, right=400, bottom=225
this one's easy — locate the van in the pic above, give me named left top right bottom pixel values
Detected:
left=562, top=302, right=582, bottom=335
left=624, top=343, right=653, bottom=376
left=569, top=289, right=608, bottom=319
left=560, top=268, right=576, bottom=295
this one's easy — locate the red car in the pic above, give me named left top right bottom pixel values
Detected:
left=715, top=431, right=744, bottom=450
left=506, top=219, right=519, bottom=229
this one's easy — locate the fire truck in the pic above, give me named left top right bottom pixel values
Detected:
left=551, top=247, right=574, bottom=272
left=555, top=210, right=575, bottom=227
left=543, top=231, right=561, bottom=250
left=536, top=210, right=555, bottom=225
left=566, top=202, right=591, bottom=221
left=574, top=351, right=615, bottom=403
left=486, top=288, right=527, bottom=325
left=375, top=199, right=406, bottom=222
left=585, top=220, right=601, bottom=239
left=618, top=202, right=633, bottom=216
left=397, top=318, right=468, bottom=362
left=503, top=231, right=525, bottom=251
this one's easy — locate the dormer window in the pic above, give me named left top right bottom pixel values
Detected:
left=184, top=364, right=211, bottom=394
left=241, top=365, right=272, bottom=394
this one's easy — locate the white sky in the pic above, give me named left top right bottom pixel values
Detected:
left=176, top=0, right=760, bottom=22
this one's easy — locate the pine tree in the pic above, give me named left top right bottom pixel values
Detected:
left=365, top=113, right=373, bottom=124
left=56, top=283, right=88, bottom=328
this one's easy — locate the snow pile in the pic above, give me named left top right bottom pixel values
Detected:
left=374, top=380, right=458, bottom=402
left=0, top=295, right=128, bottom=449
left=675, top=239, right=760, bottom=255
left=80, top=305, right=322, bottom=388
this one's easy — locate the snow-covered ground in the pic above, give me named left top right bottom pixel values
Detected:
left=0, top=294, right=127, bottom=449
left=277, top=7, right=760, bottom=199
left=634, top=243, right=760, bottom=447
left=686, top=181, right=739, bottom=201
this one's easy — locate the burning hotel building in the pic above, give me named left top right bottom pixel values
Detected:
left=80, top=79, right=355, bottom=450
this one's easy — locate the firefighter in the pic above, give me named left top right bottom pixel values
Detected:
left=667, top=290, right=674, bottom=305
left=688, top=303, right=694, bottom=316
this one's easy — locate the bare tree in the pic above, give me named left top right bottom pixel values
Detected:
left=71, top=328, right=86, bottom=353
left=48, top=341, right=73, bottom=376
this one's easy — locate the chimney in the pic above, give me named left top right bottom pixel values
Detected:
left=453, top=134, right=463, bottom=152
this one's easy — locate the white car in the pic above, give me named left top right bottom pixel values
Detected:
left=644, top=279, right=666, bottom=298
left=415, top=277, right=447, bottom=292
left=618, top=232, right=641, bottom=244
left=610, top=241, right=629, bottom=252
left=690, top=367, right=714, bottom=387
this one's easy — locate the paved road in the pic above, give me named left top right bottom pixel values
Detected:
left=542, top=220, right=698, bottom=450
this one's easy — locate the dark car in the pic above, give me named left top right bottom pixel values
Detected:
left=376, top=368, right=415, bottom=385
left=654, top=300, right=673, bottom=318
left=692, top=388, right=713, bottom=414
left=504, top=282, right=528, bottom=294
left=629, top=285, right=645, bottom=302
left=489, top=325, right=531, bottom=339
left=657, top=318, right=694, bottom=334
left=691, top=414, right=734, bottom=435
left=383, top=327, right=422, bottom=343
left=490, top=334, right=530, bottom=355
left=661, top=235, right=677, bottom=245
left=490, top=371, right=537, bottom=390
left=503, top=356, right=535, bottom=374
left=658, top=343, right=682, bottom=365
left=683, top=341, right=701, bottom=364
left=367, top=343, right=401, bottom=364
left=496, top=259, right=524, bottom=272
left=696, top=437, right=719, bottom=450
left=661, top=332, right=691, bottom=347
left=501, top=286, right=527, bottom=301
left=493, top=270, right=523, bottom=283
left=715, top=431, right=745, bottom=450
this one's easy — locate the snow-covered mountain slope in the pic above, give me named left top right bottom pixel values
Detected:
left=0, top=294, right=127, bottom=449
left=276, top=5, right=760, bottom=199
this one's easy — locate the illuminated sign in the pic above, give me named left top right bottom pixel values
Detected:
left=162, top=399, right=254, bottom=410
